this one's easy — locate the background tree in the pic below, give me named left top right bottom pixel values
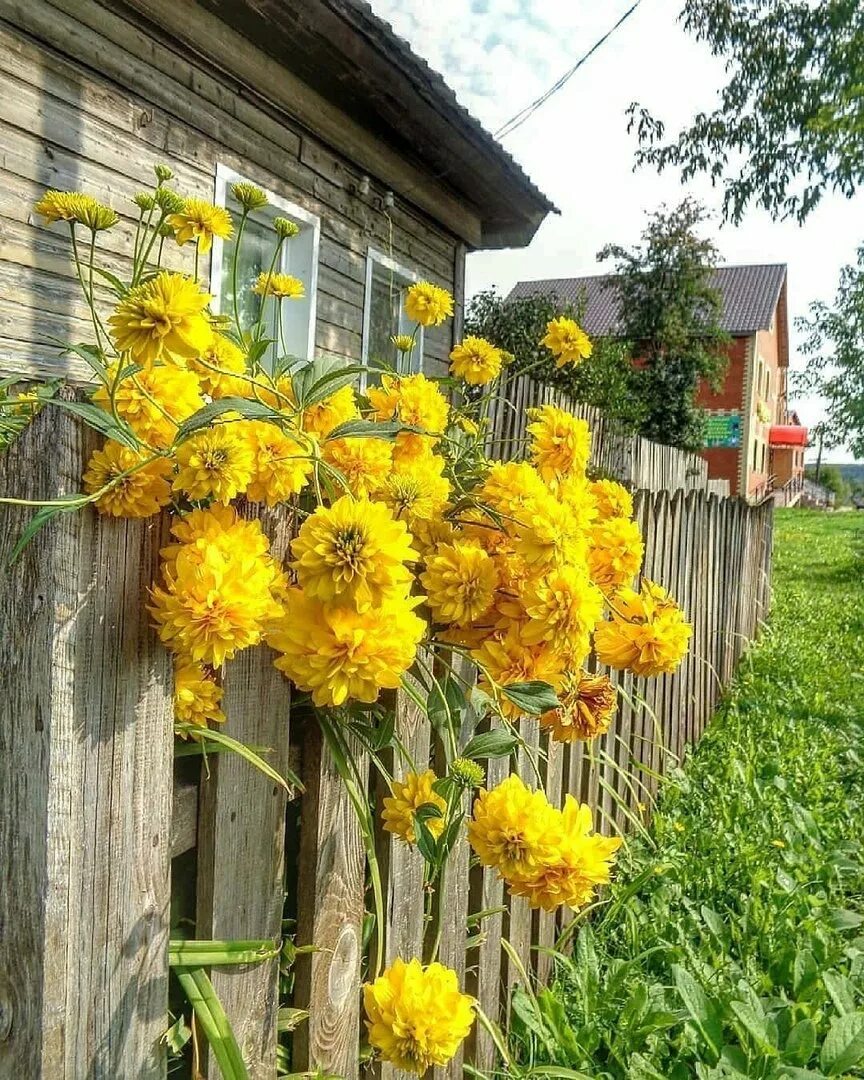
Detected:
left=795, top=247, right=864, bottom=458
left=598, top=198, right=729, bottom=451
left=804, top=463, right=851, bottom=506
left=627, top=0, right=864, bottom=224
left=464, top=288, right=647, bottom=432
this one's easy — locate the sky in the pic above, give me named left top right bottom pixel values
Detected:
left=369, top=0, right=863, bottom=463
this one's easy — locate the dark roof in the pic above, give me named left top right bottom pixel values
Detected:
left=508, top=264, right=788, bottom=337
left=190, top=0, right=556, bottom=249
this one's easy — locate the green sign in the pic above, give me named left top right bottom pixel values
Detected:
left=704, top=411, right=741, bottom=449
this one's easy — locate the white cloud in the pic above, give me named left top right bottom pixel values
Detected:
left=369, top=0, right=862, bottom=461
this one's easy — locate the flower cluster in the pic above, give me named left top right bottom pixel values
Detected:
left=468, top=774, right=621, bottom=911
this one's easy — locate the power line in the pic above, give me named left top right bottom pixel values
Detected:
left=493, top=0, right=644, bottom=141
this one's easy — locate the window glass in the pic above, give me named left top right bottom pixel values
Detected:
left=362, top=252, right=422, bottom=387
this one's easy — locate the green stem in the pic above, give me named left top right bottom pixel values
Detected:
left=231, top=211, right=248, bottom=340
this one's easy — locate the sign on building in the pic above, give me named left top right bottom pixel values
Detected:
left=704, top=411, right=742, bottom=449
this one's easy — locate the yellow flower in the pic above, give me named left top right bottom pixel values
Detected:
left=526, top=404, right=591, bottom=483
left=230, top=181, right=268, bottom=212
left=150, top=542, right=283, bottom=666
left=161, top=504, right=274, bottom=575
left=449, top=336, right=503, bottom=385
left=472, top=625, right=564, bottom=720
left=269, top=590, right=425, bottom=706
left=167, top=198, right=233, bottom=253
left=468, top=774, right=562, bottom=881
left=379, top=452, right=451, bottom=528
left=771, top=838, right=786, bottom=849
left=252, top=271, right=305, bottom=299
left=540, top=316, right=593, bottom=368
left=174, top=662, right=225, bottom=731
left=519, top=563, right=604, bottom=657
left=382, top=770, right=446, bottom=845
left=93, top=364, right=204, bottom=448
left=34, top=190, right=117, bottom=230
left=322, top=436, right=393, bottom=498
left=82, top=442, right=172, bottom=518
left=391, top=334, right=416, bottom=354
left=540, top=669, right=617, bottom=743
left=410, top=517, right=459, bottom=560
left=291, top=495, right=416, bottom=610
left=245, top=421, right=313, bottom=505
left=557, top=474, right=600, bottom=527
left=587, top=516, right=644, bottom=592
left=404, top=281, right=454, bottom=327
left=189, top=334, right=251, bottom=398
left=364, top=958, right=475, bottom=1075
left=594, top=579, right=692, bottom=677
left=455, top=415, right=479, bottom=436
left=508, top=797, right=621, bottom=911
left=173, top=424, right=255, bottom=503
left=590, top=478, right=634, bottom=522
left=109, top=272, right=213, bottom=366
left=367, top=373, right=449, bottom=459
left=479, top=461, right=548, bottom=526
left=301, top=384, right=359, bottom=439
left=513, top=490, right=586, bottom=569
left=420, top=541, right=498, bottom=627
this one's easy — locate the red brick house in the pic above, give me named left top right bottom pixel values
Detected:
left=508, top=264, right=806, bottom=500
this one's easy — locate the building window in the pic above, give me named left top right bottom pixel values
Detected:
left=361, top=248, right=423, bottom=388
left=752, top=438, right=759, bottom=472
left=760, top=442, right=766, bottom=473
left=211, top=164, right=320, bottom=367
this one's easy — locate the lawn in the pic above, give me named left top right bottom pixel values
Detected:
left=511, top=510, right=864, bottom=1079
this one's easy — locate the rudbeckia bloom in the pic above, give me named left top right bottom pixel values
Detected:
left=109, top=272, right=213, bottom=366
left=252, top=271, right=305, bottom=299
left=322, top=436, right=393, bottom=498
left=519, top=562, right=604, bottom=657
left=590, top=478, right=634, bottom=522
left=526, top=404, right=591, bottom=483
left=93, top=363, right=204, bottom=448
left=82, top=442, right=172, bottom=518
left=540, top=316, right=593, bottom=367
left=595, top=579, right=691, bottom=677
left=301, top=384, right=359, bottom=439
left=363, top=958, right=475, bottom=1075
left=173, top=424, right=256, bottom=503
left=404, top=281, right=454, bottom=327
left=167, top=197, right=233, bottom=253
left=540, top=669, right=617, bottom=743
left=189, top=334, right=251, bottom=399
left=420, top=540, right=498, bottom=627
left=468, top=774, right=562, bottom=881
left=472, top=625, right=564, bottom=720
left=449, top=335, right=503, bottom=386
left=291, top=495, right=417, bottom=610
left=382, top=770, right=446, bottom=845
left=587, top=516, right=644, bottom=592
left=174, top=662, right=225, bottom=731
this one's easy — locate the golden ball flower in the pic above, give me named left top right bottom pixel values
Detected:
left=269, top=590, right=425, bottom=706
left=188, top=334, right=251, bottom=399
left=468, top=774, right=562, bottom=881
left=109, top=272, right=213, bottom=367
left=174, top=662, right=225, bottom=732
left=378, top=452, right=450, bottom=528
left=167, top=198, right=233, bottom=253
left=587, top=516, right=644, bottom=592
left=391, top=334, right=416, bottom=354
left=540, top=316, right=593, bottom=368
left=291, top=495, right=417, bottom=610
left=449, top=335, right=503, bottom=386
left=540, top=669, right=617, bottom=743
left=420, top=540, right=498, bottom=627
left=245, top=420, right=313, bottom=505
left=34, top=190, right=117, bottom=230
left=594, top=579, right=691, bottom=677
left=526, top=404, right=591, bottom=483
left=82, top=442, right=172, bottom=518
left=519, top=562, right=604, bottom=658
left=363, top=958, right=475, bottom=1075
left=273, top=216, right=300, bottom=239
left=160, top=504, right=274, bottom=575
left=93, top=363, right=204, bottom=448
left=404, top=281, right=454, bottom=327
left=472, top=625, right=564, bottom=720
left=513, top=489, right=587, bottom=570
left=173, top=423, right=255, bottom=503
left=230, top=181, right=268, bottom=212
left=252, top=271, right=305, bottom=299
left=301, top=384, right=359, bottom=439
left=590, top=478, right=634, bottom=522
left=322, top=436, right=393, bottom=498
left=479, top=461, right=548, bottom=527
left=367, top=373, right=449, bottom=459
left=382, top=770, right=446, bottom=845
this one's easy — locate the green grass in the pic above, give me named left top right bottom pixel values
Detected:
left=512, top=511, right=864, bottom=1079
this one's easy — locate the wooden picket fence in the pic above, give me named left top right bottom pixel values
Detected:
left=0, top=398, right=771, bottom=1079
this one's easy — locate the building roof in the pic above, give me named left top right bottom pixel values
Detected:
left=188, top=0, right=557, bottom=249
left=508, top=264, right=788, bottom=337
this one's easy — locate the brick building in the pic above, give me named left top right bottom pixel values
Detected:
left=509, top=264, right=806, bottom=500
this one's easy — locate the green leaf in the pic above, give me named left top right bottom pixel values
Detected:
left=672, top=965, right=723, bottom=1064
left=173, top=966, right=249, bottom=1079
left=413, top=803, right=444, bottom=822
left=793, top=949, right=820, bottom=1000
left=819, top=1011, right=864, bottom=1075
left=9, top=503, right=77, bottom=565
left=169, top=939, right=279, bottom=967
left=462, top=728, right=519, bottom=761
left=499, top=680, right=560, bottom=716
left=161, top=1014, right=191, bottom=1053
left=291, top=360, right=363, bottom=408
left=47, top=397, right=139, bottom=449
left=175, top=724, right=303, bottom=793
left=426, top=682, right=450, bottom=732
left=55, top=339, right=110, bottom=381
left=784, top=1019, right=817, bottom=1066
left=414, top=815, right=438, bottom=864
left=276, top=1007, right=309, bottom=1033
left=92, top=266, right=129, bottom=297
left=176, top=396, right=279, bottom=437
left=730, top=999, right=776, bottom=1055
left=822, top=971, right=857, bottom=1016
left=829, top=909, right=864, bottom=931
left=325, top=419, right=404, bottom=441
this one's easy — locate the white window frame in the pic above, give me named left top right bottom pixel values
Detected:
left=360, top=247, right=424, bottom=390
left=210, top=163, right=320, bottom=363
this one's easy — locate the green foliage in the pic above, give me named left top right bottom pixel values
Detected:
left=805, top=466, right=850, bottom=506
left=598, top=199, right=730, bottom=452
left=628, top=1, right=864, bottom=224
left=464, top=288, right=646, bottom=432
left=510, top=512, right=864, bottom=1078
left=796, top=247, right=864, bottom=459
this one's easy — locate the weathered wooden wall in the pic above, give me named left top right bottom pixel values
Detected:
left=0, top=400, right=773, bottom=1078
left=0, top=0, right=462, bottom=383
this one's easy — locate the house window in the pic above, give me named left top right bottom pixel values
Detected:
left=752, top=438, right=759, bottom=472
left=361, top=248, right=423, bottom=388
left=210, top=164, right=320, bottom=367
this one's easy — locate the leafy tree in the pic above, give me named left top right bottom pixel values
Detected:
left=795, top=247, right=864, bottom=458
left=597, top=198, right=729, bottom=451
left=805, top=463, right=850, bottom=504
left=627, top=0, right=864, bottom=224
left=464, top=288, right=646, bottom=432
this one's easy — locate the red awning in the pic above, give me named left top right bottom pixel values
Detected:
left=769, top=425, right=808, bottom=447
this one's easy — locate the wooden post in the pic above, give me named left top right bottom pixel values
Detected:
left=0, top=404, right=172, bottom=1078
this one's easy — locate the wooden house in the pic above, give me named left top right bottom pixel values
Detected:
left=0, top=0, right=554, bottom=384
